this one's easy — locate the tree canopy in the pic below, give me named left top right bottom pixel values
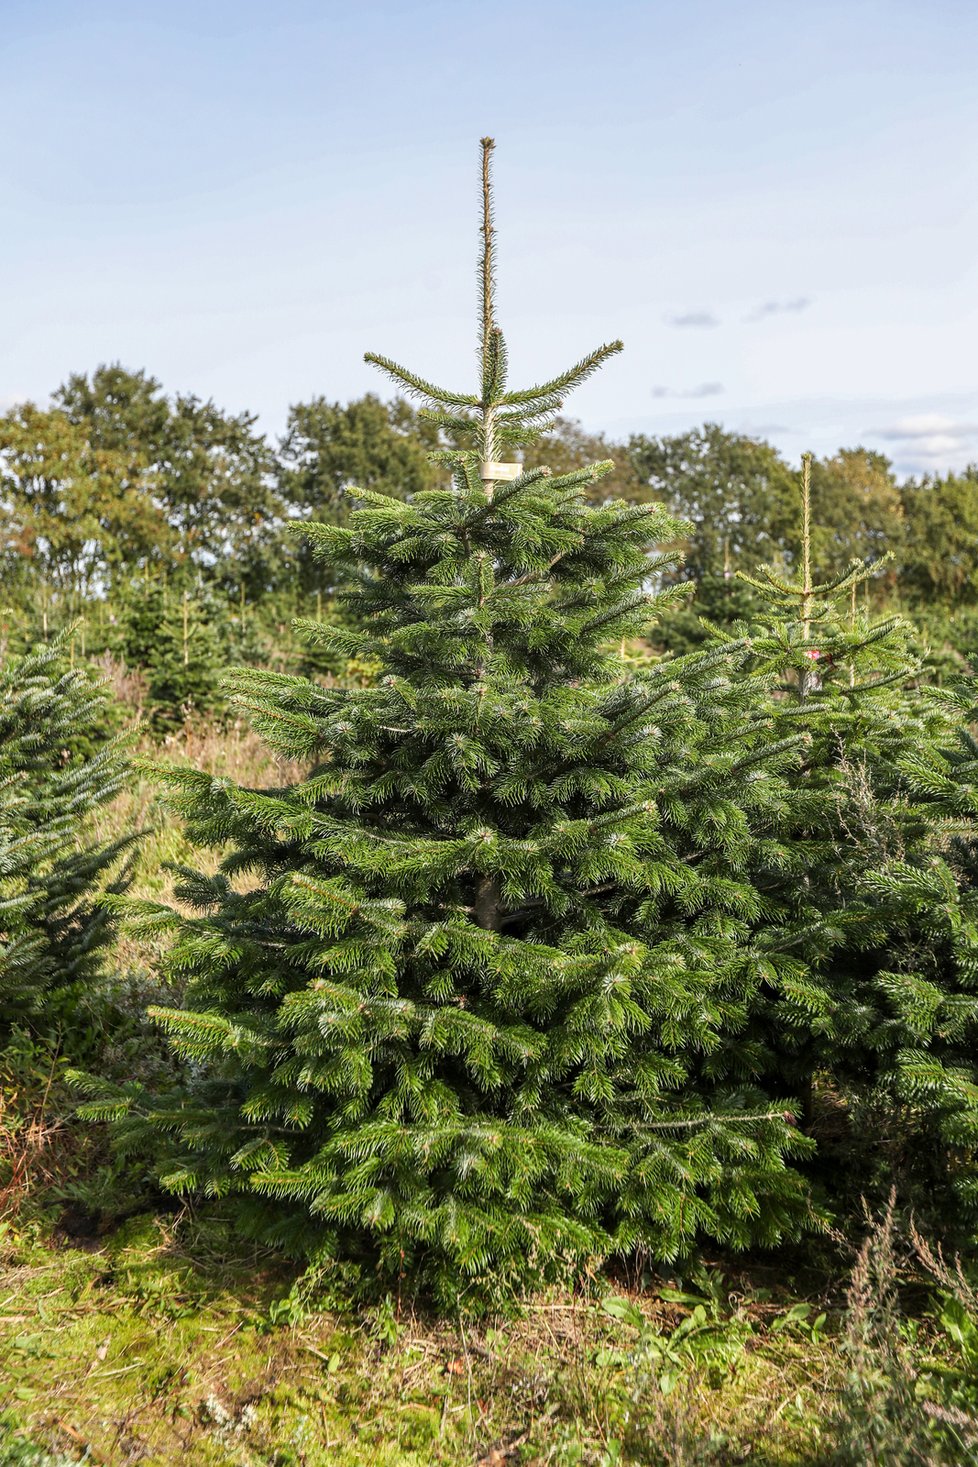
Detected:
left=55, top=364, right=281, bottom=589
left=627, top=424, right=800, bottom=581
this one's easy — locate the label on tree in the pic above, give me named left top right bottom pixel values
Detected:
left=480, top=461, right=523, bottom=481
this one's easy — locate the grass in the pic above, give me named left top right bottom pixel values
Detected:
left=87, top=716, right=305, bottom=989
left=92, top=715, right=305, bottom=897
left=0, top=1210, right=860, bottom=1466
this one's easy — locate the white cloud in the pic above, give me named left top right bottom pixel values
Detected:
left=872, top=414, right=978, bottom=464
left=663, top=309, right=719, bottom=328
left=651, top=381, right=724, bottom=399
left=745, top=297, right=812, bottom=322
left=875, top=413, right=978, bottom=441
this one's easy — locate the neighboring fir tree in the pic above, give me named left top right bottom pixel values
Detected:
left=714, top=457, right=978, bottom=1232
left=650, top=570, right=770, bottom=657
left=0, top=637, right=134, bottom=1033
left=115, top=577, right=225, bottom=730
left=82, top=142, right=812, bottom=1301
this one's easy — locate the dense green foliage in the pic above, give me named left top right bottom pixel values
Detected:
left=3, top=397, right=978, bottom=714
left=113, top=577, right=228, bottom=730
left=54, top=364, right=281, bottom=593
left=628, top=425, right=801, bottom=582
left=77, top=143, right=826, bottom=1301
left=703, top=465, right=978, bottom=1232
left=0, top=638, right=133, bottom=1030
left=3, top=343, right=978, bottom=713
left=6, top=141, right=978, bottom=1332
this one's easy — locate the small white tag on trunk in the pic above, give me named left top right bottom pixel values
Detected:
left=480, top=461, right=523, bottom=481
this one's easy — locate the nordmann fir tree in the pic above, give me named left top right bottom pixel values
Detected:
left=714, top=456, right=978, bottom=1231
left=115, top=575, right=226, bottom=731
left=0, top=635, right=134, bottom=1035
left=80, top=142, right=812, bottom=1301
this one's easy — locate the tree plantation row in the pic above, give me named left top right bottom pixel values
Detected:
left=3, top=361, right=978, bottom=721
left=5, top=140, right=978, bottom=1330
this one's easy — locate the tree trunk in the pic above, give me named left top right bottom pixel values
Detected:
left=474, top=874, right=503, bottom=932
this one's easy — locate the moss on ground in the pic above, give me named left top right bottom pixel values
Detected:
left=0, top=1213, right=859, bottom=1466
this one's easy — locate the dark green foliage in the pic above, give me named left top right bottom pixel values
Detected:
left=518, top=415, right=653, bottom=504
left=900, top=466, right=978, bottom=608
left=894, top=604, right=978, bottom=686
left=115, top=577, right=225, bottom=730
left=708, top=460, right=978, bottom=1232
left=0, top=636, right=134, bottom=1031
left=807, top=448, right=905, bottom=582
left=3, top=362, right=978, bottom=689
left=85, top=142, right=813, bottom=1303
left=275, top=395, right=445, bottom=679
left=627, top=424, right=800, bottom=583
left=625, top=433, right=918, bottom=652
left=647, top=571, right=768, bottom=657
left=278, top=393, right=441, bottom=532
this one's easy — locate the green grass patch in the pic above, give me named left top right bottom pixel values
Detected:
left=0, top=1214, right=863, bottom=1466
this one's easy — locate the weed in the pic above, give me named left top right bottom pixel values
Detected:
left=771, top=1300, right=829, bottom=1346
left=0, top=1414, right=79, bottom=1467
left=830, top=1192, right=936, bottom=1466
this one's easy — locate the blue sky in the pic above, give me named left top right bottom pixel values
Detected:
left=2, top=0, right=976, bottom=475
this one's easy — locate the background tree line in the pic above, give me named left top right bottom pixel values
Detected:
left=2, top=362, right=977, bottom=721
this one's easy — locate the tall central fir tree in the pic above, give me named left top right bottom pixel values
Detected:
left=86, top=142, right=813, bottom=1300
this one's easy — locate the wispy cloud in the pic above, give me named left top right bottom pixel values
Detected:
left=663, top=309, right=719, bottom=329
left=744, top=296, right=811, bottom=323
left=624, top=394, right=978, bottom=479
left=872, top=414, right=978, bottom=465
left=663, top=299, right=812, bottom=328
left=652, top=382, right=724, bottom=399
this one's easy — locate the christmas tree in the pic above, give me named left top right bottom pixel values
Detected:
left=87, top=142, right=811, bottom=1300
left=115, top=575, right=225, bottom=730
left=715, top=456, right=978, bottom=1230
left=0, top=636, right=134, bottom=1033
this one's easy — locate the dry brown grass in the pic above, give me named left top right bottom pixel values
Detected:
left=0, top=1045, right=73, bottom=1226
left=84, top=714, right=308, bottom=983
left=92, top=714, right=304, bottom=889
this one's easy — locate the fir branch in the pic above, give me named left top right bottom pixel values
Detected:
left=500, top=342, right=625, bottom=407
left=363, top=352, right=479, bottom=408
left=597, top=1109, right=796, bottom=1133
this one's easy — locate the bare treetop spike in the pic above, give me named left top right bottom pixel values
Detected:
left=479, top=138, right=497, bottom=377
